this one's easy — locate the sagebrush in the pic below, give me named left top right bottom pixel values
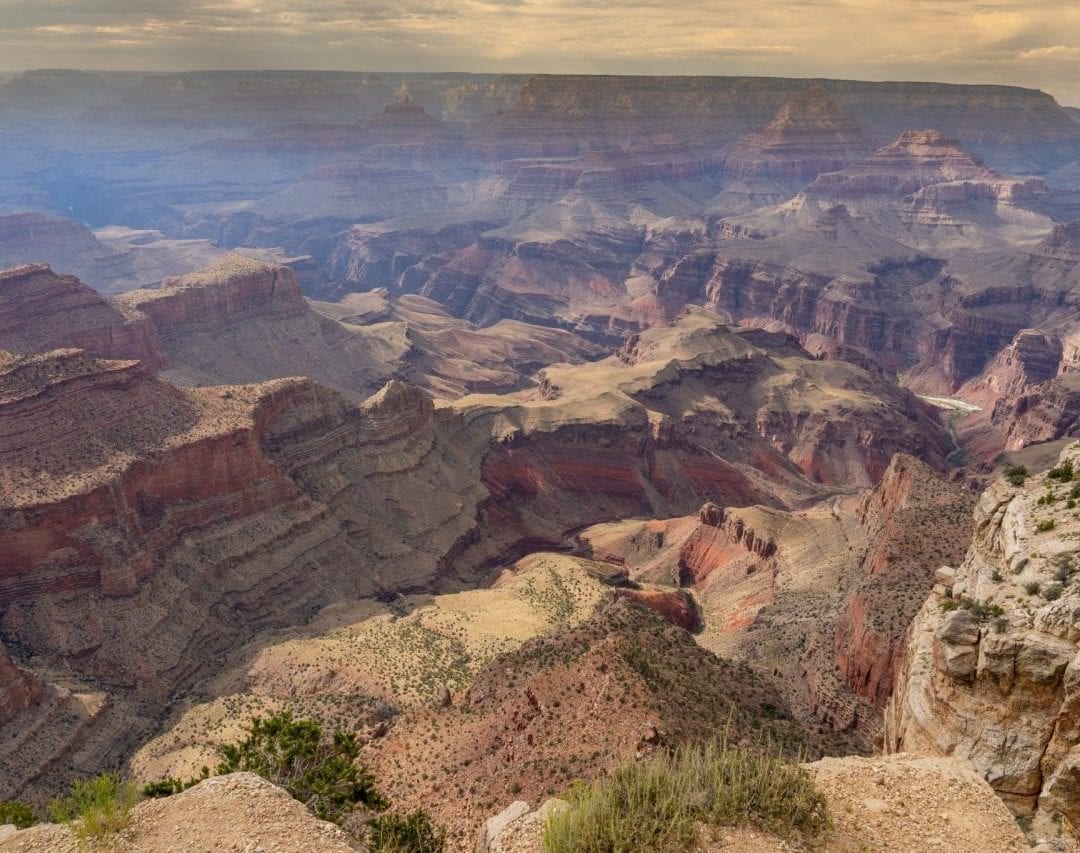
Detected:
left=543, top=738, right=829, bottom=852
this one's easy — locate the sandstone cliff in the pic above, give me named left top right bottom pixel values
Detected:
left=886, top=442, right=1080, bottom=842
left=114, top=254, right=401, bottom=397
left=577, top=453, right=973, bottom=745
left=0, top=264, right=165, bottom=367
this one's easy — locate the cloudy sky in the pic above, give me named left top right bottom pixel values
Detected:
left=1, top=0, right=1079, bottom=104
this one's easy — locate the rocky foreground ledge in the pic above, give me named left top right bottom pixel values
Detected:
left=0, top=773, right=353, bottom=852
left=0, top=755, right=1025, bottom=852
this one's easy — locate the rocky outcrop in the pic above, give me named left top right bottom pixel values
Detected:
left=959, top=328, right=1062, bottom=409
left=0, top=646, right=39, bottom=728
left=989, top=372, right=1080, bottom=451
left=885, top=442, right=1080, bottom=840
left=0, top=264, right=165, bottom=367
left=0, top=773, right=355, bottom=852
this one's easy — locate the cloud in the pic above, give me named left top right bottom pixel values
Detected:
left=0, top=0, right=1078, bottom=103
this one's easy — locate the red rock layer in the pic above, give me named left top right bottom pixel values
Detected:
left=116, top=255, right=306, bottom=330
left=0, top=264, right=165, bottom=367
left=830, top=455, right=975, bottom=709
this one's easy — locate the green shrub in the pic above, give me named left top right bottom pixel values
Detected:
left=1005, top=464, right=1028, bottom=487
left=939, top=596, right=1003, bottom=621
left=1043, top=584, right=1064, bottom=602
left=142, top=767, right=210, bottom=798
left=0, top=800, right=38, bottom=828
left=217, top=711, right=385, bottom=824
left=47, top=773, right=139, bottom=842
left=1037, top=519, right=1056, bottom=533
left=1048, top=461, right=1074, bottom=482
left=368, top=808, right=446, bottom=852
left=1025, top=581, right=1042, bottom=596
left=542, top=738, right=828, bottom=852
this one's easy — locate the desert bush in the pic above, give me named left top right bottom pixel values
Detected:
left=938, top=596, right=1003, bottom=621
left=1048, top=461, right=1074, bottom=482
left=0, top=800, right=38, bottom=828
left=142, top=767, right=210, bottom=798
left=542, top=738, right=828, bottom=852
left=1043, top=584, right=1064, bottom=602
left=47, top=772, right=139, bottom=842
left=368, top=808, right=446, bottom=852
left=1037, top=519, right=1056, bottom=533
left=1025, top=581, right=1042, bottom=596
left=1005, top=464, right=1028, bottom=487
left=217, top=711, right=385, bottom=824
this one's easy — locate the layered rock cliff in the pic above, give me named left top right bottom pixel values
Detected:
left=0, top=264, right=165, bottom=367
left=114, top=255, right=400, bottom=396
left=575, top=452, right=973, bottom=745
left=886, top=442, right=1080, bottom=840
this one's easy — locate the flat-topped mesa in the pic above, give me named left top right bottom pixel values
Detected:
left=0, top=212, right=108, bottom=273
left=0, top=264, right=165, bottom=368
left=116, top=255, right=306, bottom=330
left=724, top=85, right=869, bottom=184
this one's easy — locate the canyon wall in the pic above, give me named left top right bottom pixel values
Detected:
left=886, top=443, right=1080, bottom=840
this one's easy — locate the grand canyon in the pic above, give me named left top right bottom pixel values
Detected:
left=2, top=65, right=1080, bottom=851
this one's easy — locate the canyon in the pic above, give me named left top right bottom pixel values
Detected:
left=5, top=68, right=1080, bottom=849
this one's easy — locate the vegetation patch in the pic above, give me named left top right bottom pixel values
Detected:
left=542, top=738, right=828, bottom=852
left=368, top=808, right=446, bottom=852
left=47, top=772, right=139, bottom=844
left=216, top=711, right=386, bottom=824
left=1004, top=464, right=1028, bottom=487
left=939, top=596, right=1004, bottom=620
left=0, top=800, right=38, bottom=829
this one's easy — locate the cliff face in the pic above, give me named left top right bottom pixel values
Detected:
left=468, top=76, right=1080, bottom=172
left=885, top=443, right=1080, bottom=840
left=989, top=372, right=1080, bottom=451
left=832, top=455, right=976, bottom=710
left=0, top=645, right=40, bottom=728
left=574, top=453, right=972, bottom=745
left=0, top=351, right=487, bottom=795
left=112, top=255, right=401, bottom=397
left=0, top=264, right=165, bottom=367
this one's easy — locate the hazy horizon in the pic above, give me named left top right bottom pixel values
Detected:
left=1, top=0, right=1078, bottom=106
